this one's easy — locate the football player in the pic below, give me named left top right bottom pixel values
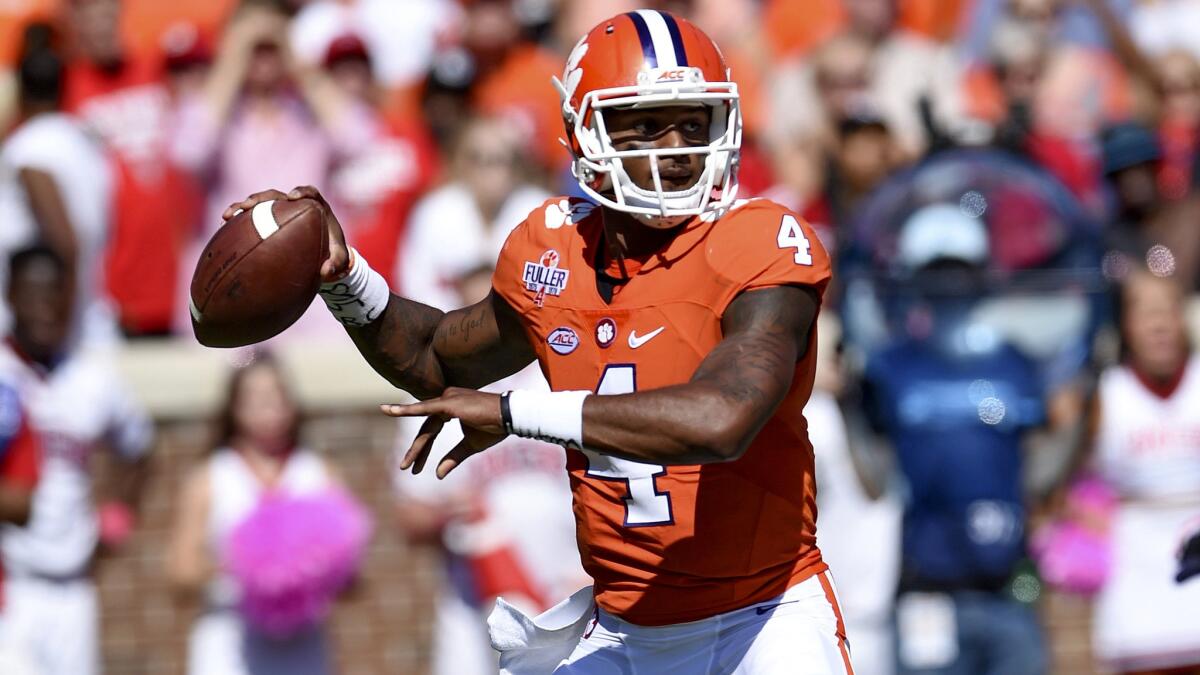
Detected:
left=226, top=10, right=849, bottom=674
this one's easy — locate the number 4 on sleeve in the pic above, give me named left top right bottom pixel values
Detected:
left=776, top=214, right=813, bottom=266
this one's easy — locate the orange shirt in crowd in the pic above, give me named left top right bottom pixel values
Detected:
left=474, top=44, right=570, bottom=170
left=64, top=56, right=200, bottom=335
left=492, top=197, right=832, bottom=625
left=762, top=0, right=969, bottom=60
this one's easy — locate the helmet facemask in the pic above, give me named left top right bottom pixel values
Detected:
left=555, top=67, right=742, bottom=225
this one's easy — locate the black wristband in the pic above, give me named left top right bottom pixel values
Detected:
left=500, top=391, right=514, bottom=435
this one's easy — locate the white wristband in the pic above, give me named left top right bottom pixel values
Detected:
left=319, top=248, right=389, bottom=326
left=505, top=390, right=590, bottom=449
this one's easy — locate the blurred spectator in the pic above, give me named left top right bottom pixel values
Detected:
left=1155, top=50, right=1200, bottom=199
left=393, top=264, right=586, bottom=675
left=809, top=326, right=901, bottom=675
left=170, top=4, right=377, bottom=231
left=824, top=115, right=907, bottom=242
left=858, top=206, right=1051, bottom=675
left=0, top=25, right=116, bottom=346
left=169, top=3, right=380, bottom=337
left=1078, top=0, right=1200, bottom=200
left=767, top=0, right=967, bottom=157
left=396, top=115, right=550, bottom=308
left=0, top=245, right=153, bottom=675
left=764, top=111, right=908, bottom=266
left=290, top=0, right=453, bottom=92
left=761, top=0, right=970, bottom=60
left=962, top=0, right=1135, bottom=216
left=970, top=18, right=1048, bottom=148
left=0, top=0, right=57, bottom=132
left=321, top=32, right=440, bottom=288
left=1070, top=269, right=1200, bottom=673
left=166, top=353, right=350, bottom=675
left=1101, top=121, right=1200, bottom=290
left=161, top=21, right=216, bottom=101
left=428, top=0, right=563, bottom=171
left=63, top=0, right=200, bottom=338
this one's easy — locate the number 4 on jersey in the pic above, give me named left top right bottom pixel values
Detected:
left=777, top=214, right=813, bottom=265
left=582, top=365, right=673, bottom=527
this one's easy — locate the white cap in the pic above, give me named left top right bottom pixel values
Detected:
left=897, top=203, right=989, bottom=269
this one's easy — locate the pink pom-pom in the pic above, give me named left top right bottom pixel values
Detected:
left=1032, top=475, right=1116, bottom=596
left=225, top=489, right=373, bottom=637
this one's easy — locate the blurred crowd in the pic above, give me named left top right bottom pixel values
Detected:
left=0, top=0, right=1199, bottom=673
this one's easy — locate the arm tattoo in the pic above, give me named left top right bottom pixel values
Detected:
left=347, top=294, right=447, bottom=399
left=346, top=291, right=535, bottom=400
left=436, top=303, right=491, bottom=349
left=693, top=285, right=818, bottom=415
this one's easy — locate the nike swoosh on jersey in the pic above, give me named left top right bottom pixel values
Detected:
left=628, top=326, right=665, bottom=349
left=754, top=600, right=799, bottom=615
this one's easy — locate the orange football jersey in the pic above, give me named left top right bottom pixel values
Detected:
left=492, top=197, right=832, bottom=626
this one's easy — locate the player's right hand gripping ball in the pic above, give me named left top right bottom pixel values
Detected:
left=190, top=198, right=327, bottom=348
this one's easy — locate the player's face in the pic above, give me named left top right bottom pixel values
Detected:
left=231, top=363, right=298, bottom=455
left=6, top=258, right=71, bottom=362
left=1123, top=272, right=1188, bottom=379
left=605, top=105, right=711, bottom=195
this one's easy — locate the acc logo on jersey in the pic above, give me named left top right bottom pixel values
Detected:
left=547, top=327, right=580, bottom=355
left=524, top=249, right=570, bottom=307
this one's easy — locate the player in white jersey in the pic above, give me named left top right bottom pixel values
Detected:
left=0, top=246, right=153, bottom=675
left=394, top=265, right=587, bottom=675
left=1077, top=269, right=1200, bottom=673
left=0, top=35, right=117, bottom=346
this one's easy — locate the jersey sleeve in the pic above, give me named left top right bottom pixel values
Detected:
left=710, top=201, right=832, bottom=312
left=491, top=197, right=578, bottom=316
left=491, top=210, right=539, bottom=316
left=0, top=385, right=38, bottom=490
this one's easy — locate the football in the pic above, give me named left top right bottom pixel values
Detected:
left=189, top=198, right=327, bottom=348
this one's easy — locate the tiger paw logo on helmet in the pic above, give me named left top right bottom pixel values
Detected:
left=551, top=10, right=742, bottom=226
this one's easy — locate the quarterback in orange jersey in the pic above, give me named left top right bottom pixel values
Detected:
left=224, top=9, right=851, bottom=675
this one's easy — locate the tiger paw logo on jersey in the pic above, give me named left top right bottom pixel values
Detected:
left=524, top=249, right=570, bottom=307
left=595, top=318, right=617, bottom=348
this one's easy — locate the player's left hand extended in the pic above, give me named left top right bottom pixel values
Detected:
left=383, top=387, right=506, bottom=480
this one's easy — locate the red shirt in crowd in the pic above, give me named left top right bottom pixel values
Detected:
left=63, top=56, right=200, bottom=336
